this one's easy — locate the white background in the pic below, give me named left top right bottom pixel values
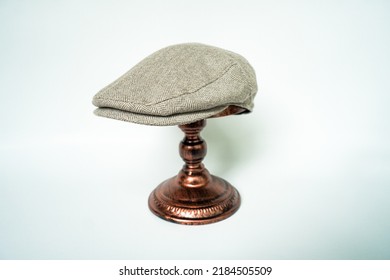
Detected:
left=0, top=0, right=389, bottom=259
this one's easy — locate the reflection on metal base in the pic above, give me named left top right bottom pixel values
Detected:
left=149, top=175, right=240, bottom=225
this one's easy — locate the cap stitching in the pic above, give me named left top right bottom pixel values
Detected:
left=93, top=62, right=238, bottom=107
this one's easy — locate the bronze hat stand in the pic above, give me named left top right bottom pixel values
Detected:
left=148, top=105, right=245, bottom=225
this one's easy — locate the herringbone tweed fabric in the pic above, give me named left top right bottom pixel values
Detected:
left=92, top=43, right=257, bottom=126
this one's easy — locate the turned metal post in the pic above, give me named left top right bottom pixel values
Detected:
left=148, top=119, right=240, bottom=225
left=177, top=120, right=211, bottom=188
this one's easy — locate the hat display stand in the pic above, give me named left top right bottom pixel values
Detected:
left=92, top=43, right=257, bottom=226
left=149, top=105, right=245, bottom=225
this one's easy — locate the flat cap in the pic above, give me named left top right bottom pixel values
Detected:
left=92, top=43, right=257, bottom=126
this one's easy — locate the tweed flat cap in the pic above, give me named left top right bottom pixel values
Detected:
left=92, top=43, right=257, bottom=126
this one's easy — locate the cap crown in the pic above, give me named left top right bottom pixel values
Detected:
left=93, top=43, right=257, bottom=126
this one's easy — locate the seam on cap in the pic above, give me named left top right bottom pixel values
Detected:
left=93, top=62, right=238, bottom=107
left=148, top=62, right=239, bottom=106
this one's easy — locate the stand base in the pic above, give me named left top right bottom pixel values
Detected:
left=148, top=175, right=240, bottom=225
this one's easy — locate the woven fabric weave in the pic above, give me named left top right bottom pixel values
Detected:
left=92, top=43, right=257, bottom=126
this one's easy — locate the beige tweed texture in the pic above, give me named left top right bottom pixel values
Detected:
left=92, top=43, right=257, bottom=126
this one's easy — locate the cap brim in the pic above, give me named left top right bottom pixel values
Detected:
left=94, top=106, right=230, bottom=126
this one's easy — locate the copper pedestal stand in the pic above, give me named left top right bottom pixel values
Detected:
left=148, top=118, right=241, bottom=225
